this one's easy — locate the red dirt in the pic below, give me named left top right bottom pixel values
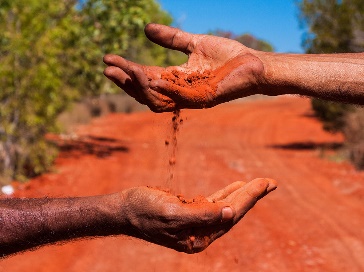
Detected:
left=177, top=194, right=209, bottom=204
left=166, top=109, right=181, bottom=184
left=161, top=70, right=216, bottom=90
left=1, top=96, right=364, bottom=272
left=160, top=69, right=217, bottom=108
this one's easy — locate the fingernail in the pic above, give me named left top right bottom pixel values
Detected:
left=264, top=178, right=278, bottom=192
left=222, top=206, right=234, bottom=221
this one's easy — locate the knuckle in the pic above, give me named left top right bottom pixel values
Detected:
left=171, top=32, right=179, bottom=49
left=159, top=203, right=180, bottom=219
left=187, top=38, right=197, bottom=53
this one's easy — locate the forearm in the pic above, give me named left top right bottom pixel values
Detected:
left=256, top=52, right=364, bottom=104
left=0, top=194, right=126, bottom=257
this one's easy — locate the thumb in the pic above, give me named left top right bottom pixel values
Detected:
left=144, top=23, right=195, bottom=54
left=226, top=178, right=277, bottom=222
left=178, top=201, right=236, bottom=228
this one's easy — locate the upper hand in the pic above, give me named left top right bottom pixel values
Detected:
left=103, top=23, right=266, bottom=112
left=119, top=178, right=277, bottom=253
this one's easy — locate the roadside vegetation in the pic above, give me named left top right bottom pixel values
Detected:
left=210, top=30, right=274, bottom=52
left=298, top=0, right=364, bottom=169
left=0, top=0, right=274, bottom=183
left=3, top=0, right=361, bottom=183
left=0, top=0, right=184, bottom=183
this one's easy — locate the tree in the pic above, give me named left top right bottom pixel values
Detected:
left=74, top=0, right=186, bottom=95
left=235, top=34, right=274, bottom=52
left=210, top=30, right=274, bottom=52
left=0, top=0, right=182, bottom=182
left=299, top=0, right=364, bottom=54
left=298, top=0, right=364, bottom=132
left=0, top=0, right=80, bottom=182
left=298, top=0, right=364, bottom=169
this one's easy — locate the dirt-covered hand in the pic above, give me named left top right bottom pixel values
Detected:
left=103, top=23, right=266, bottom=112
left=119, top=178, right=277, bottom=254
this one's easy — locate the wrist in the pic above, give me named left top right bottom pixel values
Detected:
left=253, top=51, right=296, bottom=96
left=106, top=189, right=146, bottom=240
left=112, top=188, right=146, bottom=240
left=100, top=192, right=131, bottom=236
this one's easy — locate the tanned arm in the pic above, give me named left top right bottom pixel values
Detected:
left=0, top=195, right=121, bottom=257
left=0, top=178, right=277, bottom=257
left=257, top=52, right=364, bottom=105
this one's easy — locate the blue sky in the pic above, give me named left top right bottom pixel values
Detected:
left=157, top=0, right=304, bottom=53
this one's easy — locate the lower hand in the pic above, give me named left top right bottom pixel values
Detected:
left=119, top=178, right=277, bottom=253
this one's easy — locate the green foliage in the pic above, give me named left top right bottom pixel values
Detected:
left=235, top=34, right=274, bottom=52
left=298, top=0, right=364, bottom=133
left=343, top=107, right=364, bottom=169
left=299, top=0, right=364, bottom=169
left=311, top=98, right=352, bottom=132
left=74, top=0, right=186, bottom=95
left=210, top=30, right=274, bottom=52
left=299, top=0, right=364, bottom=53
left=0, top=0, right=79, bottom=182
left=0, top=0, right=181, bottom=182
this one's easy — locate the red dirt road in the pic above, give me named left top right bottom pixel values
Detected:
left=1, top=96, right=364, bottom=271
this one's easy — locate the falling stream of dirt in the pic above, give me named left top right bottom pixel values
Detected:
left=165, top=109, right=182, bottom=188
left=161, top=69, right=216, bottom=189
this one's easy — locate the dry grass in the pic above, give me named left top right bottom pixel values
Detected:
left=343, top=107, right=364, bottom=169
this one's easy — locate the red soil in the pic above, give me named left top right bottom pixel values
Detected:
left=160, top=69, right=217, bottom=108
left=1, top=96, right=364, bottom=272
left=161, top=69, right=216, bottom=90
left=177, top=194, right=208, bottom=204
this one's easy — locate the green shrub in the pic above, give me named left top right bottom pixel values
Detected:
left=343, top=107, right=364, bottom=170
left=311, top=98, right=353, bottom=132
left=0, top=0, right=178, bottom=182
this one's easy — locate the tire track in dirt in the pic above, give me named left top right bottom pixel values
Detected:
left=184, top=98, right=363, bottom=271
left=233, top=97, right=364, bottom=271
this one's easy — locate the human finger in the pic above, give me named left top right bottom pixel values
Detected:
left=144, top=23, right=196, bottom=54
left=129, top=65, right=149, bottom=90
left=103, top=54, right=143, bottom=72
left=225, top=178, right=277, bottom=222
left=104, top=55, right=172, bottom=105
left=206, top=181, right=247, bottom=202
left=104, top=66, right=131, bottom=85
left=176, top=201, right=235, bottom=229
left=117, top=63, right=153, bottom=105
left=104, top=55, right=145, bottom=93
left=104, top=54, right=168, bottom=81
left=150, top=79, right=193, bottom=102
left=103, top=66, right=138, bottom=100
left=125, top=67, right=178, bottom=111
left=145, top=89, right=176, bottom=113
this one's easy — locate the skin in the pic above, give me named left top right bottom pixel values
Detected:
left=0, top=178, right=277, bottom=257
left=103, top=23, right=364, bottom=112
